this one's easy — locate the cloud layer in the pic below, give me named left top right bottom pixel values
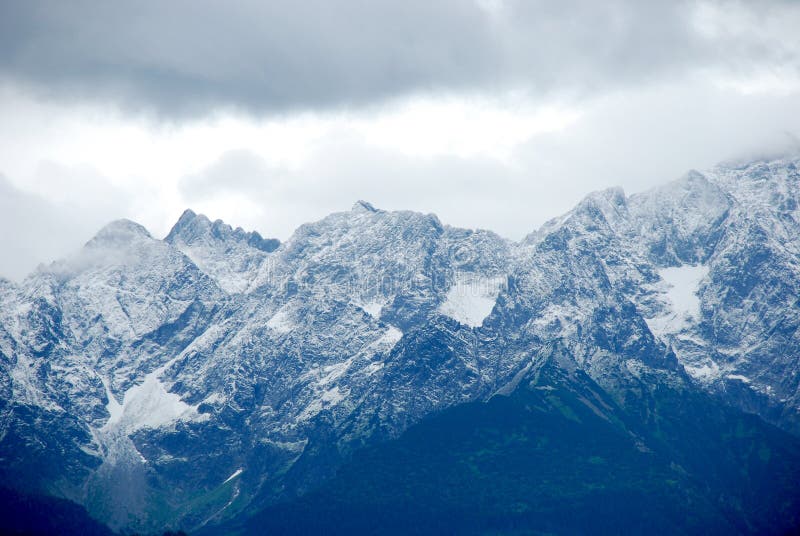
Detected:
left=1, top=1, right=799, bottom=280
left=3, top=0, right=797, bottom=116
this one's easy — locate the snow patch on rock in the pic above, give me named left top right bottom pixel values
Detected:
left=360, top=299, right=386, bottom=319
left=266, top=307, right=294, bottom=334
left=726, top=374, right=751, bottom=384
left=374, top=326, right=403, bottom=348
left=102, top=378, right=124, bottom=424
left=645, top=264, right=708, bottom=338
left=203, top=392, right=226, bottom=405
left=438, top=273, right=506, bottom=328
left=298, top=386, right=349, bottom=421
left=318, top=358, right=354, bottom=387
left=178, top=245, right=254, bottom=294
left=685, top=361, right=721, bottom=382
left=102, top=360, right=208, bottom=434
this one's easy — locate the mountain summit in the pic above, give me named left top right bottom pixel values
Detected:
left=2, top=155, right=800, bottom=534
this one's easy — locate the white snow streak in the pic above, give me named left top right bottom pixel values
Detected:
left=375, top=326, right=403, bottom=347
left=726, top=374, right=751, bottom=383
left=102, top=377, right=124, bottom=423
left=298, top=386, right=349, bottom=421
left=223, top=468, right=243, bottom=484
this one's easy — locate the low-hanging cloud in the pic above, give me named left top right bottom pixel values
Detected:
left=1, top=1, right=799, bottom=281
left=174, top=76, right=800, bottom=245
left=2, top=0, right=797, bottom=118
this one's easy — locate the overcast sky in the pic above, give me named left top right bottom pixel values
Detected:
left=1, top=0, right=799, bottom=281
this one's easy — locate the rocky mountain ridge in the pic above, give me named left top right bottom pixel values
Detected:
left=1, top=154, right=799, bottom=533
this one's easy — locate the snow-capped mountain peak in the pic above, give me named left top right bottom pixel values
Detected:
left=3, top=155, right=800, bottom=533
left=87, top=218, right=152, bottom=246
left=164, top=209, right=280, bottom=293
left=352, top=199, right=379, bottom=213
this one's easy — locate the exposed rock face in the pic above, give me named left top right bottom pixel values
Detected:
left=1, top=155, right=799, bottom=533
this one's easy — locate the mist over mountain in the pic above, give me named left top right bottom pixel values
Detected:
left=2, top=154, right=800, bottom=534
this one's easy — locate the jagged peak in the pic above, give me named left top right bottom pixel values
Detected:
left=177, top=207, right=197, bottom=222
left=629, top=169, right=728, bottom=208
left=165, top=209, right=211, bottom=242
left=569, top=187, right=628, bottom=226
left=352, top=200, right=379, bottom=213
left=165, top=208, right=280, bottom=253
left=582, top=186, right=627, bottom=206
left=176, top=208, right=210, bottom=228
left=670, top=170, right=729, bottom=198
left=714, top=150, right=800, bottom=172
left=682, top=169, right=708, bottom=184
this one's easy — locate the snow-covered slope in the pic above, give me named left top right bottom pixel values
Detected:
left=438, top=273, right=506, bottom=327
left=2, top=154, right=800, bottom=533
left=165, top=209, right=279, bottom=293
left=644, top=264, right=708, bottom=340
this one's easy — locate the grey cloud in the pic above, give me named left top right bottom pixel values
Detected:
left=176, top=79, right=800, bottom=243
left=0, top=164, right=134, bottom=281
left=177, top=138, right=523, bottom=241
left=0, top=0, right=495, bottom=117
left=3, top=0, right=790, bottom=117
left=4, top=76, right=799, bottom=279
left=0, top=176, right=99, bottom=281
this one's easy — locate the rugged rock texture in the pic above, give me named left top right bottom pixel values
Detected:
left=1, top=154, right=799, bottom=533
left=237, top=355, right=800, bottom=535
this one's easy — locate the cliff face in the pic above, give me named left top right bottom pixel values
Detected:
left=1, top=155, right=799, bottom=533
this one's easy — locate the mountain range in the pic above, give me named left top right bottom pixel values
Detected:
left=2, top=154, right=800, bottom=534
